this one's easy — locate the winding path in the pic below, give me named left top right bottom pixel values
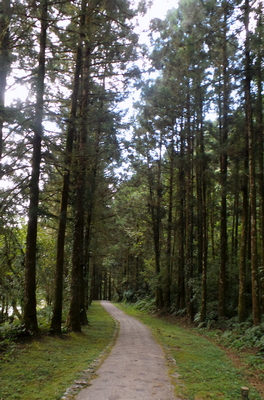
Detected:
left=76, top=301, right=177, bottom=400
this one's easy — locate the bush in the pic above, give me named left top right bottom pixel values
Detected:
left=0, top=321, right=30, bottom=342
left=220, top=322, right=264, bottom=350
left=134, top=297, right=156, bottom=313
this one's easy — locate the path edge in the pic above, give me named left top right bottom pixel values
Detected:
left=61, top=301, right=120, bottom=400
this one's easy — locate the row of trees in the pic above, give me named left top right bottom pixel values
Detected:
left=0, top=0, right=263, bottom=334
left=0, top=0, right=145, bottom=333
left=115, top=0, right=264, bottom=326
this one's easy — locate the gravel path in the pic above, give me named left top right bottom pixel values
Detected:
left=76, top=301, right=177, bottom=400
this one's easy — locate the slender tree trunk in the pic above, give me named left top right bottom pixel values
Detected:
left=155, top=140, right=163, bottom=308
left=50, top=7, right=84, bottom=334
left=201, top=165, right=207, bottom=323
left=0, top=0, right=10, bottom=164
left=83, top=76, right=105, bottom=310
left=185, top=117, right=194, bottom=320
left=238, top=173, right=248, bottom=322
left=67, top=140, right=86, bottom=331
left=198, top=91, right=207, bottom=324
left=177, top=206, right=185, bottom=310
left=147, top=138, right=163, bottom=309
left=231, top=159, right=240, bottom=263
left=23, top=0, right=48, bottom=333
left=256, top=2, right=264, bottom=314
left=219, top=5, right=228, bottom=318
left=209, top=187, right=216, bottom=261
left=184, top=94, right=192, bottom=315
left=244, top=0, right=261, bottom=325
left=108, top=270, right=112, bottom=301
left=164, top=137, right=174, bottom=310
left=156, top=138, right=164, bottom=308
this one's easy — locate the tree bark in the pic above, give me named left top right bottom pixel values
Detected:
left=164, top=136, right=174, bottom=310
left=219, top=3, right=228, bottom=319
left=147, top=134, right=163, bottom=309
left=255, top=2, right=264, bottom=315
left=244, top=0, right=261, bottom=325
left=198, top=90, right=207, bottom=324
left=185, top=89, right=194, bottom=321
left=23, top=0, right=48, bottom=333
left=67, top=20, right=91, bottom=331
left=238, top=175, right=248, bottom=322
left=50, top=2, right=85, bottom=335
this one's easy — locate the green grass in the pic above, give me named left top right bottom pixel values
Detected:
left=0, top=302, right=116, bottom=400
left=1, top=301, right=262, bottom=400
left=116, top=303, right=262, bottom=400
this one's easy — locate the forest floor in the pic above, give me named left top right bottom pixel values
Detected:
left=74, top=301, right=177, bottom=400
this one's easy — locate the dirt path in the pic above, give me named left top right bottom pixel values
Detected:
left=75, top=301, right=177, bottom=400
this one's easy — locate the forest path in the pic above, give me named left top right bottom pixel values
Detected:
left=75, top=301, right=177, bottom=400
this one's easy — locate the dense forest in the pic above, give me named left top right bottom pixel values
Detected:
left=0, top=0, right=263, bottom=336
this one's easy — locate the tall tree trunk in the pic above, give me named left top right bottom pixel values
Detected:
left=231, top=159, right=240, bottom=263
left=201, top=162, right=207, bottom=323
left=164, top=136, right=174, bottom=310
left=23, top=0, right=48, bottom=333
left=156, top=140, right=163, bottom=308
left=255, top=2, right=264, bottom=315
left=238, top=171, right=249, bottom=322
left=67, top=130, right=86, bottom=332
left=83, top=76, right=104, bottom=310
left=67, top=27, right=91, bottom=331
left=218, top=3, right=228, bottom=318
left=244, top=0, right=261, bottom=325
left=185, top=115, right=194, bottom=320
left=147, top=137, right=163, bottom=309
left=50, top=5, right=84, bottom=334
left=184, top=93, right=192, bottom=315
left=198, top=91, right=207, bottom=324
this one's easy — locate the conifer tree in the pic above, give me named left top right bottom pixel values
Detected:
left=23, top=0, right=48, bottom=333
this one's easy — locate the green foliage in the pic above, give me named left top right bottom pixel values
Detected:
left=220, top=322, right=264, bottom=350
left=134, top=297, right=156, bottom=313
left=0, top=321, right=30, bottom=343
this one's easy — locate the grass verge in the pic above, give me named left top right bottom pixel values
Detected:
left=117, top=303, right=262, bottom=400
left=0, top=302, right=116, bottom=400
